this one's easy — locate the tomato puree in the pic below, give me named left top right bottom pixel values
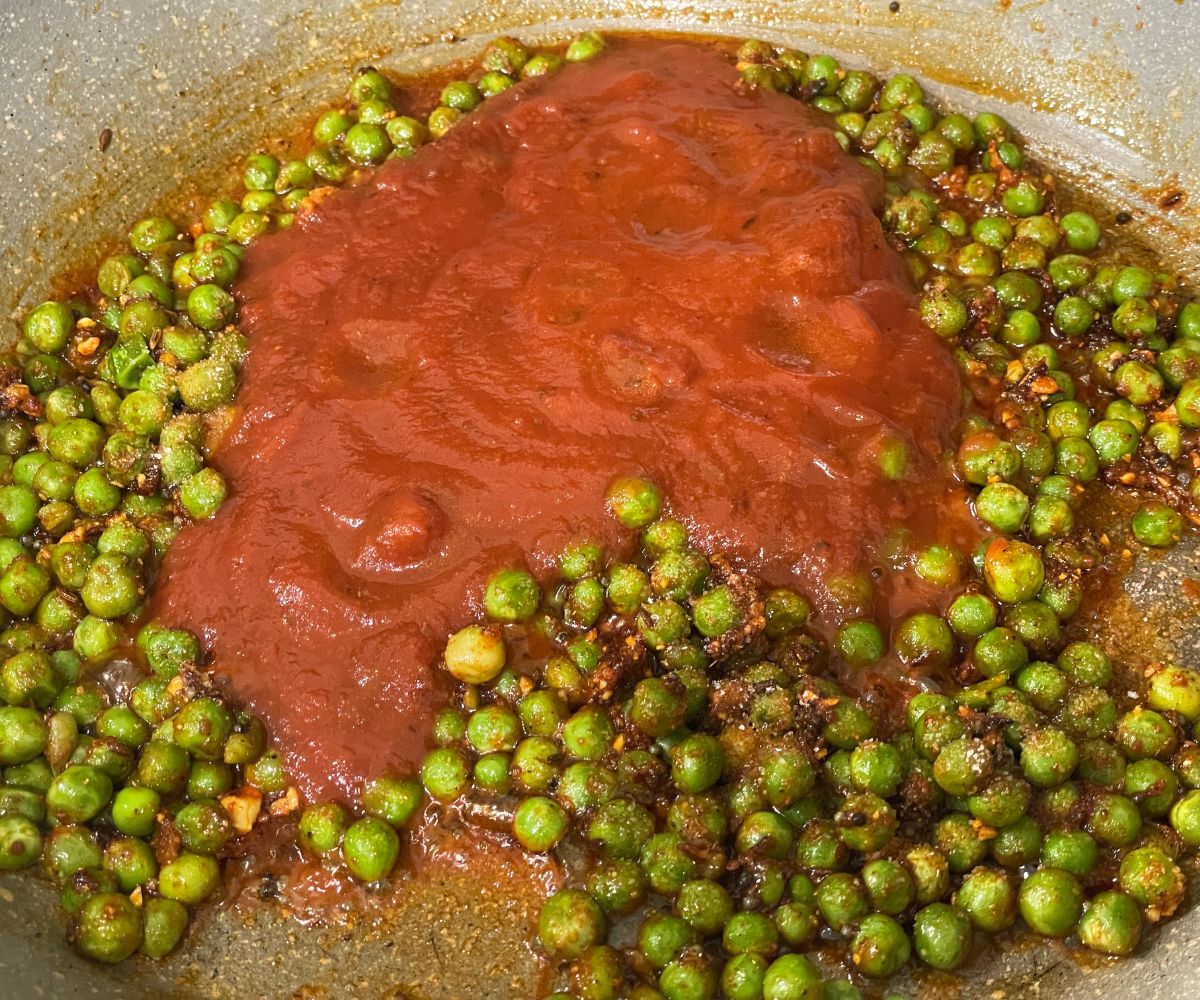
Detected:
left=152, top=39, right=968, bottom=799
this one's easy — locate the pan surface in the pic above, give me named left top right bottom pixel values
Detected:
left=0, top=1, right=1196, bottom=997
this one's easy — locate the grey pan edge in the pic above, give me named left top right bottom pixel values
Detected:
left=0, top=1, right=1197, bottom=997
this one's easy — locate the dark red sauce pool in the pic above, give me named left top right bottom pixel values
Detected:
left=152, top=39, right=971, bottom=800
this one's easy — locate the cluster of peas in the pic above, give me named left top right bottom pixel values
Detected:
left=731, top=43, right=1200, bottom=543
left=712, top=39, right=1200, bottom=696
left=301, top=31, right=607, bottom=172
left=2, top=173, right=309, bottom=963
left=358, top=473, right=1200, bottom=1000
left=0, top=33, right=605, bottom=964
left=0, top=647, right=288, bottom=963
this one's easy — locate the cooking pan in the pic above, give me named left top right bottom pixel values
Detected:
left=0, top=0, right=1197, bottom=996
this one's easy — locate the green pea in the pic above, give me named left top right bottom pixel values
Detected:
left=1131, top=502, right=1183, bottom=548
left=671, top=878, right=732, bottom=936
left=974, top=483, right=1029, bottom=534
left=177, top=358, right=237, bottom=412
left=639, top=830, right=696, bottom=896
left=482, top=567, right=541, bottom=622
left=606, top=475, right=661, bottom=528
left=723, top=910, right=780, bottom=957
left=636, top=597, right=689, bottom=649
left=933, top=737, right=994, bottom=796
left=0, top=812, right=41, bottom=871
left=983, top=538, right=1044, bottom=603
left=1028, top=495, right=1074, bottom=543
left=834, top=620, right=885, bottom=666
left=540, top=889, right=606, bottom=961
left=140, top=896, right=189, bottom=960
left=361, top=773, right=422, bottom=828
left=421, top=745, right=470, bottom=800
left=841, top=742, right=896, bottom=800
left=1001, top=177, right=1045, bottom=216
left=956, top=867, right=1017, bottom=932
left=513, top=795, right=568, bottom=852
left=343, top=122, right=392, bottom=165
left=128, top=216, right=178, bottom=253
left=72, top=891, right=143, bottom=964
left=991, top=815, right=1042, bottom=868
left=1085, top=792, right=1142, bottom=847
left=919, top=286, right=968, bottom=337
left=1110, top=265, right=1154, bottom=304
left=0, top=485, right=38, bottom=540
left=513, top=692, right=564, bottom=741
left=179, top=467, right=228, bottom=520
left=558, top=705, right=612, bottom=760
left=721, top=953, right=768, bottom=1000
left=1118, top=845, right=1183, bottom=913
left=954, top=241, right=999, bottom=278
left=111, top=786, right=160, bottom=838
left=102, top=836, right=158, bottom=892
left=1078, top=738, right=1127, bottom=789
left=198, top=198, right=238, bottom=233
left=685, top=583, right=740, bottom=638
left=1018, top=866, right=1084, bottom=936
left=586, top=858, right=648, bottom=917
left=893, top=612, right=955, bottom=669
left=1114, top=359, right=1164, bottom=404
left=1078, top=890, right=1143, bottom=956
left=912, top=902, right=972, bottom=970
left=442, top=625, right=506, bottom=685
left=1173, top=741, right=1200, bottom=793
left=23, top=301, right=77, bottom=354
left=628, top=677, right=687, bottom=738
left=933, top=811, right=989, bottom=872
left=1177, top=378, right=1200, bottom=428
left=651, top=549, right=710, bottom=600
left=669, top=733, right=724, bottom=794
left=174, top=799, right=234, bottom=855
left=1041, top=828, right=1099, bottom=877
left=861, top=857, right=915, bottom=915
left=587, top=797, right=654, bottom=860
left=80, top=553, right=141, bottom=619
left=1000, top=308, right=1041, bottom=346
left=1116, top=707, right=1178, bottom=761
left=53, top=677, right=111, bottom=729
left=469, top=751, right=508, bottom=793
left=341, top=816, right=400, bottom=881
left=245, top=748, right=287, bottom=793
left=735, top=810, right=796, bottom=861
left=1059, top=211, right=1100, bottom=251
left=1021, top=727, right=1078, bottom=786
left=605, top=563, right=649, bottom=615
left=158, top=851, right=220, bottom=905
left=947, top=593, right=997, bottom=639
left=463, top=704, right=519, bottom=754
left=1146, top=420, right=1183, bottom=458
left=851, top=913, right=911, bottom=979
left=170, top=697, right=233, bottom=761
left=507, top=735, right=557, bottom=794
left=1171, top=789, right=1200, bottom=846
left=1144, top=665, right=1200, bottom=723
left=133, top=623, right=199, bottom=679
left=566, top=944, right=624, bottom=999
left=136, top=740, right=190, bottom=796
left=760, top=953, right=821, bottom=1000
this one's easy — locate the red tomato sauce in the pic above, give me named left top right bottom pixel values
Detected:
left=152, top=39, right=972, bottom=800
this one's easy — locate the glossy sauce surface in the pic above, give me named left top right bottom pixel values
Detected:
left=153, top=39, right=970, bottom=799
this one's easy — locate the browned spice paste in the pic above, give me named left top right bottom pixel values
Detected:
left=152, top=39, right=973, bottom=800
